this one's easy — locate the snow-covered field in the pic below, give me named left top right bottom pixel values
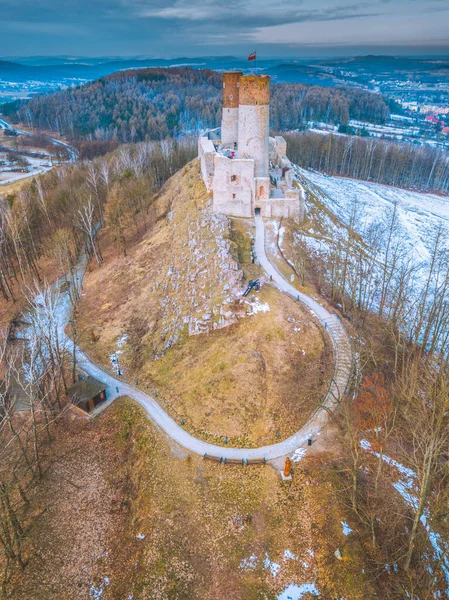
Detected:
left=349, top=119, right=421, bottom=138
left=304, top=119, right=449, bottom=149
left=0, top=153, right=53, bottom=185
left=300, top=168, right=449, bottom=263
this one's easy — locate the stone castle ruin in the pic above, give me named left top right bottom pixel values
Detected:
left=199, top=72, right=304, bottom=219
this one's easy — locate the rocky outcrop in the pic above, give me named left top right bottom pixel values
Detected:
left=153, top=161, right=245, bottom=356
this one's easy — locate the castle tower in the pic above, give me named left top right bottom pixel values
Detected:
left=237, top=75, right=270, bottom=178
left=221, top=71, right=242, bottom=146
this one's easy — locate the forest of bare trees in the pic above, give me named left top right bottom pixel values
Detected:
left=286, top=131, right=449, bottom=194
left=0, top=138, right=197, bottom=592
left=1, top=68, right=390, bottom=144
left=296, top=194, right=449, bottom=358
left=0, top=287, right=72, bottom=593
left=287, top=194, right=449, bottom=596
left=0, top=138, right=196, bottom=308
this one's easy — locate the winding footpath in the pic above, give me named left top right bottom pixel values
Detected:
left=0, top=117, right=78, bottom=163
left=63, top=216, right=353, bottom=461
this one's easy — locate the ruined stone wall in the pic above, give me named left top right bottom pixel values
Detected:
left=284, top=168, right=294, bottom=188
left=259, top=193, right=302, bottom=219
left=239, top=75, right=270, bottom=106
left=274, top=136, right=287, bottom=160
left=198, top=136, right=216, bottom=191
left=212, top=154, right=254, bottom=218
left=222, top=108, right=239, bottom=146
left=254, top=176, right=270, bottom=202
left=199, top=73, right=306, bottom=222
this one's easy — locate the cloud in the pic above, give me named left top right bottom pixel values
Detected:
left=250, top=9, right=449, bottom=47
left=139, top=0, right=379, bottom=30
left=0, top=0, right=447, bottom=56
left=135, top=0, right=449, bottom=49
left=5, top=20, right=88, bottom=36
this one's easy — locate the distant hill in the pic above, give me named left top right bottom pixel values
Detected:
left=267, top=63, right=338, bottom=86
left=316, top=55, right=449, bottom=81
left=2, top=54, right=447, bottom=88
left=0, top=56, right=285, bottom=83
left=1, top=67, right=390, bottom=145
left=344, top=55, right=442, bottom=70
left=0, top=60, right=28, bottom=70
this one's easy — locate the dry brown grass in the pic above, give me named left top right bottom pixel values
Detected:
left=77, top=159, right=241, bottom=360
left=0, top=175, right=32, bottom=199
left=148, top=284, right=331, bottom=447
left=77, top=160, right=333, bottom=447
left=0, top=130, right=47, bottom=153
left=9, top=398, right=374, bottom=599
left=9, top=406, right=130, bottom=600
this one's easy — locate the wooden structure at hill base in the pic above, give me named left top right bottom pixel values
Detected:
left=67, top=375, right=107, bottom=414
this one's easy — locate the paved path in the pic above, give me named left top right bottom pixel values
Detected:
left=68, top=216, right=353, bottom=461
left=0, top=117, right=78, bottom=162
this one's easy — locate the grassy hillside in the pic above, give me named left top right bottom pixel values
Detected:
left=77, top=160, right=332, bottom=447
left=4, top=145, right=447, bottom=597
left=9, top=397, right=374, bottom=599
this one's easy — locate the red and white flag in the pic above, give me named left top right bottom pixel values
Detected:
left=248, top=51, right=256, bottom=61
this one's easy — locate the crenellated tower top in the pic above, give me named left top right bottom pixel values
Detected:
left=239, top=75, right=270, bottom=106
left=222, top=71, right=242, bottom=109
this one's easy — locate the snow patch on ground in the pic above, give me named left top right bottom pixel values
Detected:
left=0, top=153, right=53, bottom=185
left=291, top=447, right=307, bottom=462
left=246, top=300, right=270, bottom=314
left=341, top=521, right=353, bottom=536
left=263, top=553, right=281, bottom=577
left=278, top=225, right=285, bottom=248
left=300, top=168, right=449, bottom=265
left=303, top=235, right=331, bottom=256
left=239, top=554, right=257, bottom=571
left=89, top=577, right=110, bottom=599
left=109, top=334, right=128, bottom=375
left=240, top=550, right=298, bottom=576
left=266, top=220, right=281, bottom=257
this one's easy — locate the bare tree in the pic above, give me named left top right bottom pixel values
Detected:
left=396, top=360, right=449, bottom=572
left=76, top=197, right=102, bottom=266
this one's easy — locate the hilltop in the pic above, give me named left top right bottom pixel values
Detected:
left=0, top=146, right=374, bottom=599
left=1, top=119, right=449, bottom=597
left=76, top=159, right=332, bottom=447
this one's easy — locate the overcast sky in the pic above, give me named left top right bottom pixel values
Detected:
left=2, top=0, right=449, bottom=58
